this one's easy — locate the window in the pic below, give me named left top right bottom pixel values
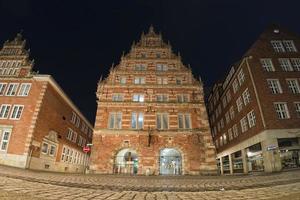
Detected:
left=41, top=143, right=48, bottom=154
left=223, top=133, right=227, bottom=144
left=71, top=112, right=76, bottom=124
left=156, top=113, right=168, bottom=130
left=242, top=88, right=251, bottom=105
left=0, top=83, right=7, bottom=95
left=286, top=79, right=300, bottom=94
left=134, top=77, right=145, bottom=84
left=178, top=114, right=191, bottom=129
left=157, top=77, right=168, bottom=84
left=131, top=112, right=144, bottom=129
left=0, top=131, right=10, bottom=151
left=229, top=106, right=235, bottom=119
left=10, top=105, right=23, bottom=119
left=260, top=59, right=275, bottom=71
left=75, top=117, right=80, bottom=127
left=236, top=97, right=243, bottom=112
left=72, top=132, right=77, bottom=143
left=226, top=91, right=231, bottom=102
left=5, top=83, right=19, bottom=96
left=267, top=79, right=282, bottom=94
left=238, top=69, right=245, bottom=85
left=274, top=103, right=290, bottom=119
left=176, top=78, right=183, bottom=85
left=177, top=94, right=189, bottom=103
left=49, top=145, right=56, bottom=156
left=222, top=97, right=227, bottom=108
left=225, top=112, right=230, bottom=124
left=133, top=94, right=144, bottom=102
left=233, top=124, right=239, bottom=138
left=228, top=128, right=233, bottom=141
left=271, top=40, right=285, bottom=52
left=294, top=102, right=300, bottom=118
left=108, top=112, right=122, bottom=129
left=232, top=79, right=239, bottom=93
left=120, top=77, right=127, bottom=84
left=278, top=58, right=293, bottom=71
left=67, top=128, right=73, bottom=140
left=112, top=94, right=124, bottom=101
left=0, top=104, right=11, bottom=118
left=78, top=136, right=83, bottom=146
left=282, top=40, right=297, bottom=52
left=135, top=64, right=147, bottom=71
left=18, top=83, right=31, bottom=96
left=240, top=117, right=248, bottom=133
left=220, top=118, right=224, bottom=129
left=247, top=110, right=256, bottom=128
left=156, top=64, right=168, bottom=71
left=290, top=58, right=300, bottom=71
left=156, top=94, right=168, bottom=102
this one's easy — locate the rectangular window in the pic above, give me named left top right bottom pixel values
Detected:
left=176, top=78, right=182, bottom=85
left=156, top=64, right=168, bottom=71
left=41, top=143, right=48, bottom=154
left=236, top=97, right=243, bottom=112
left=242, top=88, right=251, bottom=105
left=232, top=79, right=239, bottom=94
left=135, top=64, right=147, bottom=71
left=5, top=83, right=19, bottom=96
left=271, top=40, right=285, bottom=52
left=108, top=112, right=122, bottom=129
left=233, top=124, right=239, bottom=138
left=0, top=83, right=7, bottom=95
left=78, top=136, right=83, bottom=146
left=223, top=133, right=227, bottom=144
left=0, top=131, right=10, bottom=151
left=220, top=118, right=224, bottom=129
left=112, top=94, right=124, bottom=101
left=156, top=94, right=168, bottom=102
left=282, top=40, right=297, bottom=52
left=228, top=128, right=233, bottom=141
left=71, top=112, right=76, bottom=124
left=267, top=79, right=282, bottom=94
left=49, top=145, right=56, bottom=156
left=222, top=97, right=227, bottom=108
left=120, top=77, right=127, bottom=84
left=290, top=58, right=300, bottom=71
left=132, top=94, right=144, bottom=102
left=260, top=58, right=275, bottom=71
left=10, top=105, right=24, bottom=119
left=225, top=112, right=230, bottom=124
left=278, top=58, right=293, bottom=71
left=178, top=114, right=191, bottom=129
left=157, top=77, right=168, bottom=85
left=247, top=110, right=256, bottom=128
left=75, top=117, right=80, bottom=127
left=17, top=83, right=31, bottom=96
left=61, top=147, right=66, bottom=161
left=177, top=94, right=189, bottom=103
left=156, top=113, right=169, bottom=130
left=226, top=90, right=231, bottom=102
left=131, top=112, right=144, bottom=129
left=240, top=117, right=248, bottom=133
left=67, top=128, right=73, bottom=140
left=286, top=79, right=300, bottom=94
left=72, top=132, right=77, bottom=143
left=294, top=102, right=300, bottom=118
left=238, top=69, right=245, bottom=85
left=274, top=102, right=290, bottom=119
left=0, top=104, right=11, bottom=119
left=134, top=77, right=145, bottom=84
left=229, top=106, right=235, bottom=119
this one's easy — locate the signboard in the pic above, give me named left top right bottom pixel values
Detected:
left=267, top=145, right=277, bottom=151
left=83, top=146, right=91, bottom=153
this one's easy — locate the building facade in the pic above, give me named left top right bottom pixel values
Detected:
left=0, top=34, right=93, bottom=172
left=90, top=27, right=217, bottom=175
left=208, top=25, right=300, bottom=174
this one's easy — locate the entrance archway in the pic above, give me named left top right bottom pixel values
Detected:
left=114, top=148, right=138, bottom=174
left=159, top=148, right=182, bottom=175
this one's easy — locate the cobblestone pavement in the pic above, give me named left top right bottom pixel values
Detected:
left=0, top=165, right=300, bottom=199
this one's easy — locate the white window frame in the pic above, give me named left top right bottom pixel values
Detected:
left=240, top=117, right=248, bottom=133
left=120, top=77, right=127, bottom=84
left=17, top=83, right=31, bottom=96
left=156, top=94, right=168, bottom=102
left=247, top=110, right=256, bottom=128
left=132, top=94, right=144, bottom=102
left=112, top=93, right=124, bottom=101
left=178, top=113, right=192, bottom=129
left=0, top=130, right=11, bottom=151
left=67, top=128, right=73, bottom=140
left=274, top=102, right=290, bottom=119
left=267, top=79, right=282, bottom=94
left=10, top=105, right=24, bottom=120
left=157, top=77, right=168, bottom=85
left=242, top=88, right=251, bottom=105
left=131, top=112, right=144, bottom=129
left=134, top=77, right=145, bottom=84
left=156, top=113, right=169, bottom=130
left=238, top=69, right=245, bottom=85
left=290, top=58, right=300, bottom=71
left=232, top=79, right=239, bottom=94
left=5, top=83, right=19, bottom=96
left=294, top=102, right=300, bottom=118
left=260, top=58, right=275, bottom=71
left=278, top=58, right=293, bottom=71
left=236, top=97, right=243, bottom=112
left=229, top=106, right=235, bottom=119
left=286, top=79, right=300, bottom=94
left=0, top=83, right=7, bottom=95
left=71, top=112, right=76, bottom=124
left=271, top=40, right=285, bottom=52
left=177, top=94, right=189, bottom=103
left=108, top=112, right=122, bottom=129
left=282, top=40, right=297, bottom=52
left=0, top=104, right=11, bottom=119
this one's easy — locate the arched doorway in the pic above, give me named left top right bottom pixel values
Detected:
left=159, top=148, right=182, bottom=175
left=114, top=148, right=138, bottom=174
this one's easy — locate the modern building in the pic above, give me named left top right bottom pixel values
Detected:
left=207, top=25, right=300, bottom=174
left=90, top=26, right=217, bottom=175
left=0, top=34, right=93, bottom=172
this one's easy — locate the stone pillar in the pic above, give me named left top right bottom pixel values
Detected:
left=261, top=138, right=282, bottom=172
left=228, top=154, right=234, bottom=174
left=241, top=149, right=248, bottom=174
left=219, top=157, right=224, bottom=175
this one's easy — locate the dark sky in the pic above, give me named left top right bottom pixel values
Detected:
left=1, top=0, right=300, bottom=124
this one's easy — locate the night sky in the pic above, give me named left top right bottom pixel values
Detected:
left=1, top=0, right=300, bottom=124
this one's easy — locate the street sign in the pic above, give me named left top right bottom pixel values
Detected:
left=83, top=146, right=91, bottom=153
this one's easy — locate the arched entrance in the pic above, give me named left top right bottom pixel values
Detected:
left=159, top=148, right=182, bottom=175
left=114, top=148, right=138, bottom=174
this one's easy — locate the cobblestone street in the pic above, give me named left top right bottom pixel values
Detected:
left=0, top=165, right=300, bottom=199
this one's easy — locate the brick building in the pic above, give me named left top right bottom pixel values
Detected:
left=207, top=25, right=300, bottom=174
left=90, top=26, right=217, bottom=175
left=0, top=34, right=93, bottom=172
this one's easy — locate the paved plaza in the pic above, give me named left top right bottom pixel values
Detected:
left=0, top=165, right=299, bottom=199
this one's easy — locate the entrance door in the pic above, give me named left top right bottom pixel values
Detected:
left=159, top=148, right=182, bottom=175
left=114, top=149, right=138, bottom=174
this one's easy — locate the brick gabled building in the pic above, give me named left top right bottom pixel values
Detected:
left=208, top=25, right=300, bottom=174
left=0, top=34, right=93, bottom=172
left=90, top=26, right=217, bottom=175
